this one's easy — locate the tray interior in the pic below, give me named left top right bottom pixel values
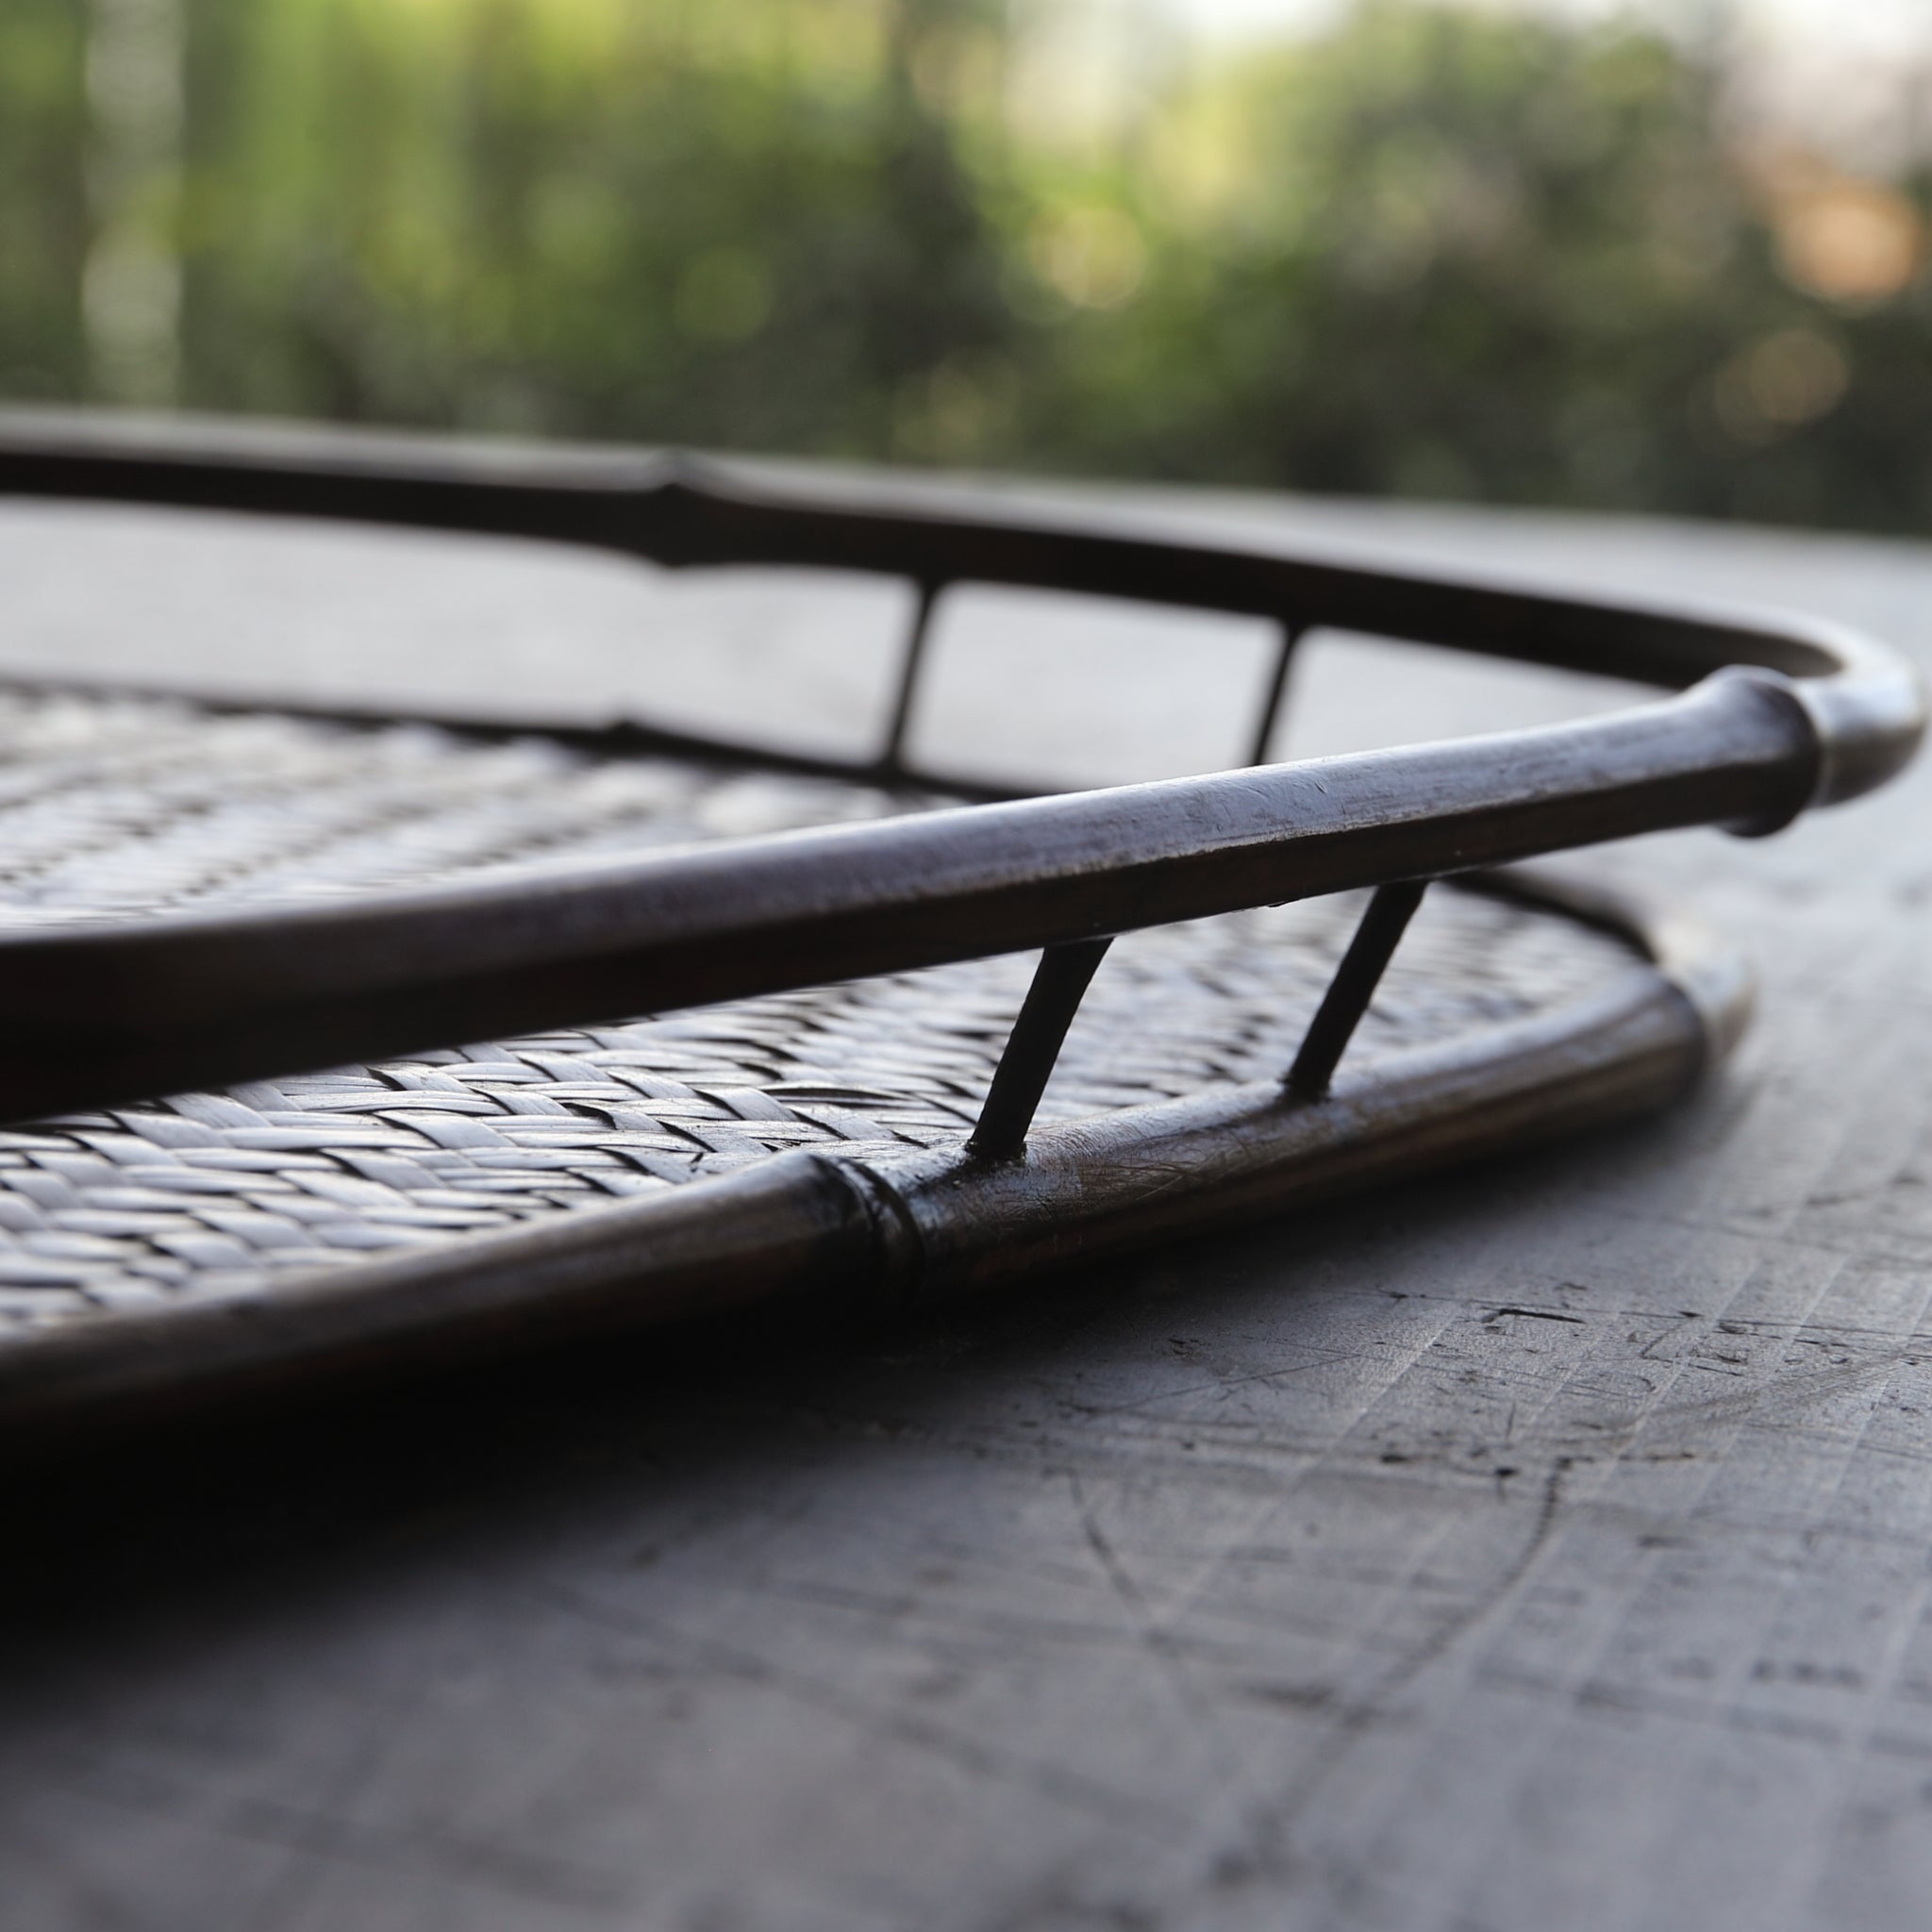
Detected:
left=0, top=687, right=1645, bottom=1339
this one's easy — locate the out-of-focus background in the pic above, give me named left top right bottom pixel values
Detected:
left=4, top=0, right=1930, bottom=531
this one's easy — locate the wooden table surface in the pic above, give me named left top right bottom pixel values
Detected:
left=4, top=475, right=1930, bottom=1932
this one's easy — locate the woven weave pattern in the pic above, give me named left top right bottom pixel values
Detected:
left=0, top=690, right=1641, bottom=1335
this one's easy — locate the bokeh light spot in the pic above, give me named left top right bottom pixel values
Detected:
left=1025, top=206, right=1147, bottom=311
left=1774, top=178, right=1924, bottom=307
left=1714, top=327, right=1850, bottom=444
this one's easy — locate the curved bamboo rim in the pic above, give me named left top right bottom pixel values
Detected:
left=0, top=409, right=1917, bottom=1127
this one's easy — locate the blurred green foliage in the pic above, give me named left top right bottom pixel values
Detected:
left=4, top=0, right=1931, bottom=530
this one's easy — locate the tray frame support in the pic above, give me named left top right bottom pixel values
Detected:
left=879, top=578, right=943, bottom=775
left=969, top=874, right=1429, bottom=1162
left=1249, top=621, right=1303, bottom=766
left=1287, top=879, right=1430, bottom=1096
left=968, top=937, right=1114, bottom=1161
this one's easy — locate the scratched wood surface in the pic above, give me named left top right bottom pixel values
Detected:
left=3, top=477, right=1930, bottom=1932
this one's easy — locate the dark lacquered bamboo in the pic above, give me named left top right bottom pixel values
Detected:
left=0, top=872, right=1728, bottom=1438
left=0, top=410, right=1918, bottom=1131
left=1287, top=880, right=1430, bottom=1096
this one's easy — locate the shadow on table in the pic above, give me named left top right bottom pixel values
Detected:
left=0, top=1107, right=1671, bottom=1653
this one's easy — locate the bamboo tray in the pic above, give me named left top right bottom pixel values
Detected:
left=0, top=413, right=1918, bottom=1432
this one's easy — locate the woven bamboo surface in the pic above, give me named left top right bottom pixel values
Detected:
left=0, top=688, right=1641, bottom=1339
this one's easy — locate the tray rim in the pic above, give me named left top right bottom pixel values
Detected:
left=0, top=413, right=1910, bottom=1433
left=0, top=408, right=1917, bottom=1126
left=0, top=866, right=1738, bottom=1435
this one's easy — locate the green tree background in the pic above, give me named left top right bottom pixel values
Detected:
left=4, top=0, right=1929, bottom=531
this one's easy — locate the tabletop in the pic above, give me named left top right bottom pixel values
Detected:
left=3, top=473, right=1930, bottom=1932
